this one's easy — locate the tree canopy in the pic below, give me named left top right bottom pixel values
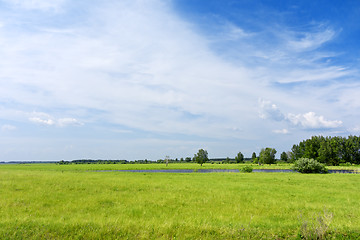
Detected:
left=259, top=148, right=277, bottom=164
left=235, top=152, right=244, bottom=163
left=280, top=151, right=288, bottom=162
left=291, top=135, right=360, bottom=165
left=194, top=149, right=208, bottom=166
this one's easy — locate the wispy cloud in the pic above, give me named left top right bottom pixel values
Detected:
left=273, top=129, right=289, bottom=134
left=258, top=99, right=284, bottom=121
left=0, top=0, right=359, bottom=160
left=2, top=0, right=66, bottom=11
left=287, top=28, right=336, bottom=52
left=28, top=112, right=82, bottom=127
left=1, top=124, right=16, bottom=131
left=29, top=117, right=55, bottom=126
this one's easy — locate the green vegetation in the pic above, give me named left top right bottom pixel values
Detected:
left=240, top=165, right=253, bottom=173
left=235, top=152, right=244, bottom=163
left=259, top=147, right=277, bottom=164
left=1, top=164, right=360, bottom=239
left=193, top=148, right=209, bottom=166
left=292, top=158, right=328, bottom=174
left=291, top=135, right=360, bottom=165
left=280, top=151, right=289, bottom=162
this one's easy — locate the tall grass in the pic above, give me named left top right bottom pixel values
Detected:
left=0, top=165, right=359, bottom=239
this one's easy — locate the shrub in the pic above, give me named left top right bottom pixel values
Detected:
left=292, top=158, right=328, bottom=174
left=241, top=166, right=253, bottom=173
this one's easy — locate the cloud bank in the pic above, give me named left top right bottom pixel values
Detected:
left=0, top=0, right=359, bottom=160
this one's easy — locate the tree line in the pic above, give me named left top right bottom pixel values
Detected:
left=57, top=135, right=360, bottom=166
left=290, top=135, right=360, bottom=165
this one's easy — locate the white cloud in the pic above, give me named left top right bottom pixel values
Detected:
left=259, top=100, right=343, bottom=130
left=58, top=118, right=83, bottom=127
left=2, top=0, right=66, bottom=11
left=0, top=0, right=358, bottom=160
left=0, top=0, right=257, bottom=139
left=272, top=129, right=289, bottom=134
left=276, top=66, right=351, bottom=83
left=287, top=112, right=342, bottom=129
left=29, top=117, right=55, bottom=126
left=287, top=28, right=335, bottom=52
left=258, top=99, right=284, bottom=121
left=218, top=22, right=252, bottom=41
left=1, top=124, right=16, bottom=131
left=28, top=112, right=82, bottom=127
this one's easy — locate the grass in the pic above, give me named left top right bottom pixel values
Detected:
left=2, top=162, right=359, bottom=172
left=0, top=164, right=360, bottom=239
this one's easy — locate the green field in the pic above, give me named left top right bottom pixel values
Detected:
left=1, top=163, right=359, bottom=239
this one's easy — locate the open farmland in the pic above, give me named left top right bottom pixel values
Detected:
left=0, top=164, right=359, bottom=239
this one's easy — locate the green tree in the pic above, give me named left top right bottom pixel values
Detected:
left=251, top=152, right=258, bottom=163
left=280, top=151, right=288, bottom=162
left=194, top=149, right=208, bottom=166
left=291, top=135, right=360, bottom=165
left=235, top=152, right=244, bottom=163
left=259, top=148, right=277, bottom=165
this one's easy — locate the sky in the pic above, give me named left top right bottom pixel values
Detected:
left=0, top=0, right=360, bottom=161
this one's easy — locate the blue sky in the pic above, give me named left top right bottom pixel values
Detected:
left=0, top=0, right=359, bottom=161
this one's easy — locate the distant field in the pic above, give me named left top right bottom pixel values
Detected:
left=1, top=162, right=360, bottom=171
left=1, top=164, right=359, bottom=239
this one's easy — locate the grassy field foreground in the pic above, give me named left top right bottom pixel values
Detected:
left=0, top=165, right=359, bottom=239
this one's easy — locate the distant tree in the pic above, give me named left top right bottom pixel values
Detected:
left=185, top=157, right=192, bottom=162
left=194, top=149, right=208, bottom=166
left=280, top=151, right=288, bottom=162
left=235, top=152, right=244, bottom=163
left=251, top=152, right=258, bottom=164
left=259, top=148, right=277, bottom=165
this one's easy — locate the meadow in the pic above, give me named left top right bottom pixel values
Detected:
left=1, top=163, right=359, bottom=239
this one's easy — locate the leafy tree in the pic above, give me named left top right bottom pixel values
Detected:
left=290, top=135, right=360, bottom=165
left=235, top=152, right=244, bottom=163
left=251, top=152, right=258, bottom=163
left=259, top=148, right=277, bottom=165
left=194, top=149, right=208, bottom=166
left=280, top=151, right=288, bottom=162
